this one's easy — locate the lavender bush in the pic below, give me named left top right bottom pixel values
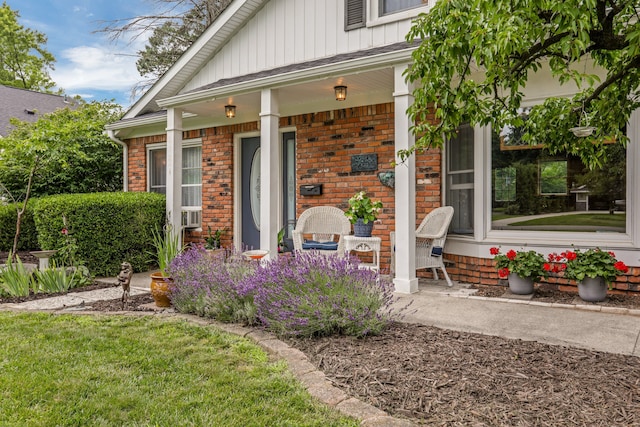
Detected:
left=252, top=252, right=398, bottom=337
left=167, top=246, right=259, bottom=324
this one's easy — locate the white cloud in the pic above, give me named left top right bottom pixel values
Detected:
left=51, top=44, right=142, bottom=92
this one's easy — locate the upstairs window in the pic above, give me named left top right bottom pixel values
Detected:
left=380, top=0, right=427, bottom=15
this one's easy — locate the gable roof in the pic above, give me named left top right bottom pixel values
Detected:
left=126, top=0, right=268, bottom=119
left=0, top=85, right=75, bottom=137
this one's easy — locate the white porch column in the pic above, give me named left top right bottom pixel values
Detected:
left=260, top=88, right=280, bottom=259
left=166, top=107, right=183, bottom=244
left=393, top=64, right=418, bottom=293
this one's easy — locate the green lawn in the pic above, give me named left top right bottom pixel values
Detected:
left=0, top=313, right=357, bottom=427
left=509, top=213, right=626, bottom=227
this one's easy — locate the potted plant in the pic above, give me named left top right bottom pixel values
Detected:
left=551, top=248, right=629, bottom=302
left=344, top=191, right=383, bottom=237
left=150, top=224, right=183, bottom=307
left=205, top=226, right=226, bottom=250
left=490, top=247, right=548, bottom=295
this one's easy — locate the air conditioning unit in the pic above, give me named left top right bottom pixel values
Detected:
left=181, top=209, right=202, bottom=229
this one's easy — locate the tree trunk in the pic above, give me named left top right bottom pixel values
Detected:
left=11, top=164, right=37, bottom=260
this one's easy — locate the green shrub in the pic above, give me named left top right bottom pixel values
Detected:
left=0, top=202, right=39, bottom=251
left=33, top=192, right=165, bottom=276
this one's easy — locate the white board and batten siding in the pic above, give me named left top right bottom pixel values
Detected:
left=182, top=0, right=419, bottom=93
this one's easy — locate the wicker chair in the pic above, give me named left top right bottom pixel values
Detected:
left=390, top=206, right=455, bottom=287
left=292, top=206, right=351, bottom=256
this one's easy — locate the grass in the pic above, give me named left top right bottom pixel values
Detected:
left=509, top=213, right=626, bottom=227
left=0, top=312, right=358, bottom=427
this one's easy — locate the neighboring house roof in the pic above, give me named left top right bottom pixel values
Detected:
left=0, top=85, right=75, bottom=137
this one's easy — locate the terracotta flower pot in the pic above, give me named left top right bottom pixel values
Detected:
left=150, top=272, right=173, bottom=307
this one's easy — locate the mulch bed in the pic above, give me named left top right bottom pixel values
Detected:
left=286, top=322, right=640, bottom=425
left=3, top=251, right=640, bottom=425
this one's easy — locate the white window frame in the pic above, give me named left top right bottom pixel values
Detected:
left=445, top=110, right=639, bottom=265
left=367, top=0, right=432, bottom=27
left=147, top=139, right=202, bottom=211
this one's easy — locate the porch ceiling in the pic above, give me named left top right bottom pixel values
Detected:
left=180, top=67, right=395, bottom=127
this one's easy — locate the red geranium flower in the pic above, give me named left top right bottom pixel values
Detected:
left=614, top=261, right=629, bottom=273
left=506, top=249, right=517, bottom=260
left=490, top=247, right=500, bottom=255
left=564, top=251, right=577, bottom=261
left=543, top=263, right=552, bottom=271
left=498, top=267, right=509, bottom=278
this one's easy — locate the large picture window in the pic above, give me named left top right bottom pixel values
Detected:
left=491, top=130, right=626, bottom=233
left=148, top=143, right=202, bottom=208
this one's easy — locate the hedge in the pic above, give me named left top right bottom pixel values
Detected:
left=32, top=192, right=166, bottom=276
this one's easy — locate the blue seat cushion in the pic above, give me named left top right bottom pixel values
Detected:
left=302, top=240, right=338, bottom=251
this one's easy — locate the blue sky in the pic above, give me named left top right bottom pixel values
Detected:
left=5, top=0, right=162, bottom=108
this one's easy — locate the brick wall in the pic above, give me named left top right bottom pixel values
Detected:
left=124, top=103, right=446, bottom=275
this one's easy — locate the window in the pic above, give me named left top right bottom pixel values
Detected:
left=446, top=124, right=474, bottom=235
left=491, top=129, right=626, bottom=233
left=148, top=143, right=202, bottom=208
left=380, top=0, right=427, bottom=15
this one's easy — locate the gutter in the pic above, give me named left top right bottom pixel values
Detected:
left=106, top=129, right=128, bottom=192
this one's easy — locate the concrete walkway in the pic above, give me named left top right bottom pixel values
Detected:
left=395, top=280, right=640, bottom=357
left=2, top=274, right=640, bottom=426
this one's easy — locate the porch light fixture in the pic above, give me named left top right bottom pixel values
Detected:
left=334, top=85, right=347, bottom=101
left=225, top=105, right=236, bottom=118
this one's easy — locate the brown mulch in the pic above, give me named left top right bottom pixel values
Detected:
left=286, top=322, right=640, bottom=426
left=3, top=250, right=640, bottom=425
left=472, top=282, right=640, bottom=309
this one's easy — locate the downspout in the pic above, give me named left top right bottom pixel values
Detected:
left=106, top=129, right=128, bottom=192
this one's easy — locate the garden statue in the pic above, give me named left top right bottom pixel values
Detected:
left=118, top=262, right=133, bottom=307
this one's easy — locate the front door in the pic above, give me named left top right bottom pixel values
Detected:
left=241, top=137, right=261, bottom=249
left=240, top=133, right=296, bottom=250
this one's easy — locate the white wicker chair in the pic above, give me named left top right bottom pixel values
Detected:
left=292, top=206, right=351, bottom=256
left=391, top=206, right=455, bottom=287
